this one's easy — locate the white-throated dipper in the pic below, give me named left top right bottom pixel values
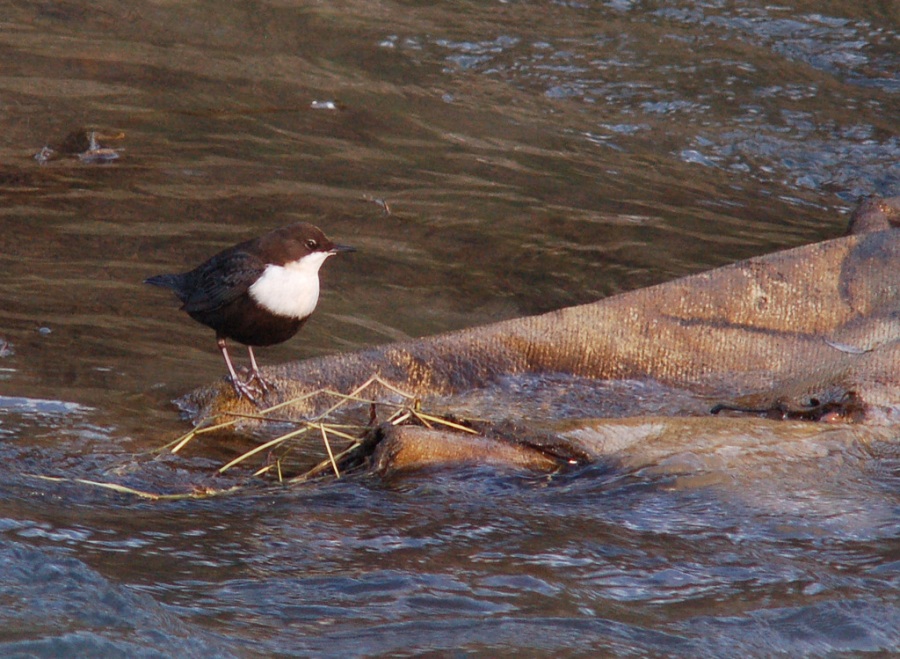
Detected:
left=145, top=222, right=353, bottom=401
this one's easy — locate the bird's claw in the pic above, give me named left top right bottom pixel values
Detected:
left=247, top=370, right=271, bottom=394
left=231, top=366, right=275, bottom=402
left=229, top=376, right=266, bottom=404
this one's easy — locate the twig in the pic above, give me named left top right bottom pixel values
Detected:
left=320, top=424, right=340, bottom=478
left=287, top=440, right=365, bottom=484
left=219, top=425, right=313, bottom=473
left=163, top=373, right=470, bottom=479
left=28, top=474, right=241, bottom=500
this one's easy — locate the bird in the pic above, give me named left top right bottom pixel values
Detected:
left=145, top=222, right=354, bottom=401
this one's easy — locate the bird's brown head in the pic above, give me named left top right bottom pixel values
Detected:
left=258, top=222, right=355, bottom=266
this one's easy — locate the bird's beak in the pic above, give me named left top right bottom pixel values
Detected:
left=330, top=243, right=356, bottom=254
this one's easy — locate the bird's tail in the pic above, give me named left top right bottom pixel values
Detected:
left=144, top=273, right=184, bottom=290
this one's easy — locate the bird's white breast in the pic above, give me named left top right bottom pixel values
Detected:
left=248, top=252, right=332, bottom=319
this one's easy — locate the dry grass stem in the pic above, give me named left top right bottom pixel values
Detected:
left=163, top=374, right=471, bottom=479
left=218, top=425, right=313, bottom=473
left=412, top=411, right=481, bottom=434
left=389, top=411, right=412, bottom=425
left=29, top=474, right=241, bottom=500
left=320, top=424, right=341, bottom=478
left=287, top=439, right=367, bottom=484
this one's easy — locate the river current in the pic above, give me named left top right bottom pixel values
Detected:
left=0, top=1, right=897, bottom=655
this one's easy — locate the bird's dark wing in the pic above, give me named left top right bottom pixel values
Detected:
left=180, top=250, right=267, bottom=313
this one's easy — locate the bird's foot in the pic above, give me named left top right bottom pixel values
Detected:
left=236, top=366, right=274, bottom=395
left=247, top=370, right=272, bottom=394
left=229, top=375, right=267, bottom=404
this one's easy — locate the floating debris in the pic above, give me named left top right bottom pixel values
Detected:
left=310, top=100, right=338, bottom=110
left=362, top=194, right=391, bottom=215
left=823, top=338, right=873, bottom=355
left=78, top=130, right=121, bottom=163
left=164, top=374, right=476, bottom=483
left=33, top=146, right=55, bottom=164
left=710, top=391, right=864, bottom=422
left=34, top=129, right=124, bottom=164
left=21, top=375, right=478, bottom=501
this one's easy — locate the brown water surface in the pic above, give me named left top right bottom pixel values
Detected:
left=0, top=1, right=898, bottom=655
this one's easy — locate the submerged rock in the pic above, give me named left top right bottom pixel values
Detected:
left=183, top=227, right=900, bottom=477
left=846, top=195, right=900, bottom=234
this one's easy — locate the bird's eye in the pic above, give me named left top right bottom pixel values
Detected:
left=305, top=239, right=318, bottom=250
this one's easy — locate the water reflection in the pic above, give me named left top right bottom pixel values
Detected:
left=0, top=0, right=897, bottom=655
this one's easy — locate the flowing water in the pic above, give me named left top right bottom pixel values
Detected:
left=0, top=0, right=898, bottom=655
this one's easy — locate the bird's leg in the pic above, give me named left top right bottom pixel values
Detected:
left=246, top=346, right=270, bottom=393
left=217, top=337, right=260, bottom=403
